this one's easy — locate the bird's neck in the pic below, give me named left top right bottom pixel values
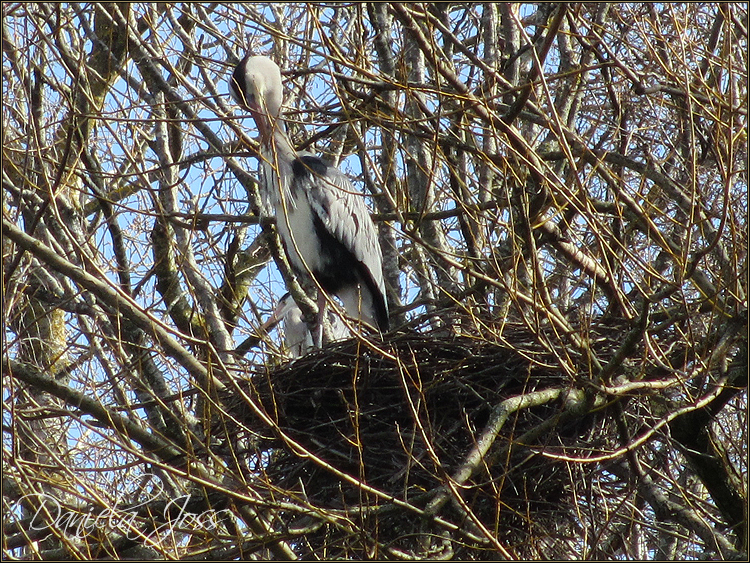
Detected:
left=257, top=117, right=298, bottom=207
left=260, top=119, right=297, bottom=162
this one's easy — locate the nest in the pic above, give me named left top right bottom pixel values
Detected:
left=223, top=319, right=626, bottom=558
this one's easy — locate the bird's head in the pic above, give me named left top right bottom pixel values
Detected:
left=230, top=55, right=283, bottom=130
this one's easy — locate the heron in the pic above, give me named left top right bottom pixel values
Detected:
left=230, top=55, right=389, bottom=342
left=266, top=293, right=349, bottom=358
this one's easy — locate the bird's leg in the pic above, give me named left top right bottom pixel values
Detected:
left=314, top=290, right=326, bottom=349
left=313, top=291, right=338, bottom=348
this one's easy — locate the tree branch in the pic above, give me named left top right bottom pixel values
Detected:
left=3, top=218, right=222, bottom=392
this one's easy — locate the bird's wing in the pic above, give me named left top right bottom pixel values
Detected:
left=294, top=155, right=386, bottom=296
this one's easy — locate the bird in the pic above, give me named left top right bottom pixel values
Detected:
left=229, top=54, right=389, bottom=341
left=266, top=293, right=349, bottom=358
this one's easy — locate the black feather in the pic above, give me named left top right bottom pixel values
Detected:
left=292, top=154, right=329, bottom=177
left=230, top=55, right=250, bottom=107
left=291, top=155, right=389, bottom=331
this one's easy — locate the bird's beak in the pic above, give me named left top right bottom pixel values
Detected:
left=259, top=298, right=293, bottom=333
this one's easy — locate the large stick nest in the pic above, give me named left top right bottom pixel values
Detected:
left=223, top=318, right=631, bottom=557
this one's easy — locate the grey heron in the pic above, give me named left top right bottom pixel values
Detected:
left=230, top=55, right=389, bottom=339
left=268, top=293, right=349, bottom=358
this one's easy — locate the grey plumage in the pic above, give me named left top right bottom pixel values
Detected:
left=230, top=55, right=389, bottom=333
left=272, top=293, right=348, bottom=358
left=274, top=293, right=312, bottom=358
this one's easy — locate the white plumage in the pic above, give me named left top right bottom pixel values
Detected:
left=271, top=293, right=348, bottom=358
left=230, top=55, right=389, bottom=337
left=274, top=293, right=312, bottom=358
